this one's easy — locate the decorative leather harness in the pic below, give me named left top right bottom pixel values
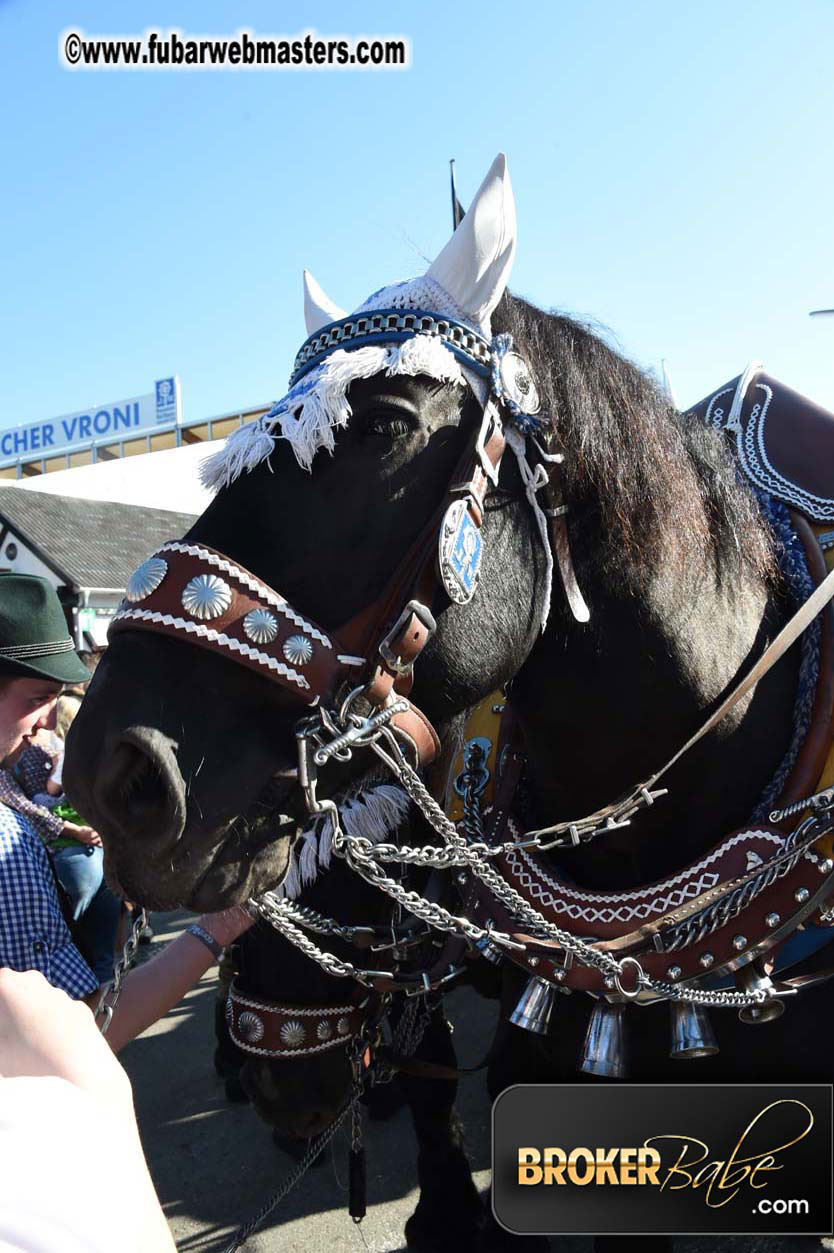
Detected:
left=456, top=369, right=834, bottom=1005
left=115, top=344, right=834, bottom=1058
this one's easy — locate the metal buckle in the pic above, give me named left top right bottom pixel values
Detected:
left=378, top=600, right=436, bottom=676
left=476, top=400, right=503, bottom=486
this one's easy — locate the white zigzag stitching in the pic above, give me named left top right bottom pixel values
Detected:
left=158, top=541, right=332, bottom=647
left=503, top=822, right=785, bottom=924
left=112, top=609, right=310, bottom=690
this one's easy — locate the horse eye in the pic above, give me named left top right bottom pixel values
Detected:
left=363, top=411, right=413, bottom=439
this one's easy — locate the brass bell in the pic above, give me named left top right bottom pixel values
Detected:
left=669, top=1001, right=719, bottom=1059
left=509, top=975, right=557, bottom=1035
left=579, top=1000, right=628, bottom=1078
left=736, top=960, right=785, bottom=1024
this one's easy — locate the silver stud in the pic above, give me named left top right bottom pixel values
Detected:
left=243, top=607, right=279, bottom=645
left=795, top=887, right=810, bottom=904
left=765, top=912, right=781, bottom=928
left=819, top=859, right=834, bottom=875
left=667, top=965, right=682, bottom=981
left=528, top=956, right=539, bottom=968
left=699, top=952, right=715, bottom=969
left=181, top=573, right=232, bottom=620
left=279, top=1020, right=306, bottom=1048
left=238, top=1010, right=265, bottom=1044
left=336, top=1016, right=351, bottom=1037
left=732, top=935, right=747, bottom=952
left=553, top=968, right=567, bottom=983
left=603, top=975, right=616, bottom=990
left=317, top=1021, right=333, bottom=1042
left=126, top=557, right=168, bottom=602
left=283, top=634, right=314, bottom=666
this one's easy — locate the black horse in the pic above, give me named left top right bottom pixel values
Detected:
left=221, top=850, right=488, bottom=1251
left=66, top=156, right=834, bottom=1251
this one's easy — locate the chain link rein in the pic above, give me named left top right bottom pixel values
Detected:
left=251, top=707, right=832, bottom=1013
left=94, top=907, right=149, bottom=1035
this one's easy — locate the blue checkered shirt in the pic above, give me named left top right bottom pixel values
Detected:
left=0, top=801, right=97, bottom=998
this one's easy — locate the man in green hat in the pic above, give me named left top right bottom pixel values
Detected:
left=0, top=574, right=101, bottom=999
left=0, top=573, right=253, bottom=1036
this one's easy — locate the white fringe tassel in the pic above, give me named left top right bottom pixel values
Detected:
left=274, top=782, right=411, bottom=900
left=202, top=336, right=468, bottom=489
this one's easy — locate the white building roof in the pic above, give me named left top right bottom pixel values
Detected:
left=13, top=440, right=221, bottom=514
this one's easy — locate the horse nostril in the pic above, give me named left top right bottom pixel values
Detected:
left=95, top=737, right=184, bottom=845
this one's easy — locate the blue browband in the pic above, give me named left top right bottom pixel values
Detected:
left=288, top=308, right=493, bottom=389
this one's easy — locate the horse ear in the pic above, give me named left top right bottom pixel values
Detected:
left=426, top=153, right=516, bottom=330
left=303, top=270, right=346, bottom=335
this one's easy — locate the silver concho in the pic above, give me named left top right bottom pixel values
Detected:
left=181, top=573, right=232, bottom=620
left=126, top=557, right=168, bottom=603
left=238, top=1010, right=265, bottom=1044
left=316, top=1020, right=333, bottom=1042
left=438, top=498, right=482, bottom=605
left=283, top=634, right=314, bottom=666
left=243, top=607, right=279, bottom=645
left=279, top=1020, right=306, bottom=1048
left=336, top=1016, right=351, bottom=1037
left=499, top=351, right=540, bottom=415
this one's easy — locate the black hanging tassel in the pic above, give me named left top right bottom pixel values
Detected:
left=349, top=1146, right=367, bottom=1222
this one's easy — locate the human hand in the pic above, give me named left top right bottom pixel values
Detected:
left=0, top=969, right=131, bottom=1112
left=198, top=903, right=256, bottom=948
left=62, top=821, right=102, bottom=847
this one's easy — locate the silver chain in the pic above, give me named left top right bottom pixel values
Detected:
left=358, top=731, right=790, bottom=1008
left=260, top=706, right=834, bottom=1013
left=95, top=907, right=148, bottom=1035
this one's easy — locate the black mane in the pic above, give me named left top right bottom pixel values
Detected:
left=492, top=294, right=776, bottom=589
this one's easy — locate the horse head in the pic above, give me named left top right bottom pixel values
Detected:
left=65, top=155, right=550, bottom=912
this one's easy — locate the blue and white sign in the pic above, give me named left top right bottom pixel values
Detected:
left=0, top=377, right=182, bottom=466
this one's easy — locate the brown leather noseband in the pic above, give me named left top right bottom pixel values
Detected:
left=110, top=396, right=506, bottom=772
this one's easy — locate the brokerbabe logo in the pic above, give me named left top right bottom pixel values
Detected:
left=492, top=1085, right=832, bottom=1236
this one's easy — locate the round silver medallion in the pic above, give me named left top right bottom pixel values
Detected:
left=126, top=557, right=168, bottom=602
left=499, top=351, right=540, bottom=415
left=316, top=1020, right=333, bottom=1042
left=336, top=1016, right=351, bottom=1037
left=243, top=607, right=279, bottom=645
left=279, top=1020, right=306, bottom=1048
left=283, top=634, right=314, bottom=666
left=181, top=573, right=232, bottom=620
left=238, top=1010, right=265, bottom=1044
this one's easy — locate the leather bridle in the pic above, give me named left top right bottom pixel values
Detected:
left=110, top=318, right=528, bottom=1059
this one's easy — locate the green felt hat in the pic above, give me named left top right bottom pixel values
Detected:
left=0, top=574, right=91, bottom=685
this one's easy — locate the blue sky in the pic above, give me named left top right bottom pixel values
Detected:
left=1, top=1, right=833, bottom=433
